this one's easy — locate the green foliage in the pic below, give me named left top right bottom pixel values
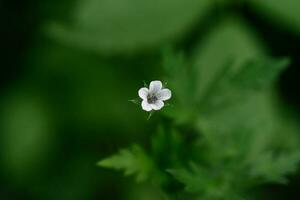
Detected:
left=0, top=90, right=54, bottom=183
left=4, top=0, right=300, bottom=199
left=197, top=57, right=290, bottom=113
left=162, top=20, right=267, bottom=123
left=98, top=145, right=154, bottom=182
left=166, top=20, right=300, bottom=200
left=192, top=19, right=265, bottom=100
left=249, top=150, right=300, bottom=184
left=161, top=48, right=198, bottom=124
left=47, top=0, right=213, bottom=54
left=251, top=0, right=300, bottom=34
left=228, top=58, right=290, bottom=90
left=98, top=19, right=300, bottom=200
left=169, top=164, right=245, bottom=200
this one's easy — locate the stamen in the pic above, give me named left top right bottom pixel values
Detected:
left=147, top=94, right=158, bottom=104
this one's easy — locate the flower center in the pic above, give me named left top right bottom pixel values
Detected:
left=147, top=94, right=158, bottom=104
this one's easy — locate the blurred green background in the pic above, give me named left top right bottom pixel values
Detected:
left=1, top=0, right=300, bottom=199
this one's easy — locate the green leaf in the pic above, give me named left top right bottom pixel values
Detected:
left=192, top=19, right=266, bottom=102
left=197, top=89, right=300, bottom=185
left=47, top=0, right=213, bottom=54
left=249, top=150, right=300, bottom=184
left=189, top=18, right=300, bottom=191
left=98, top=145, right=153, bottom=182
left=151, top=125, right=189, bottom=168
left=168, top=165, right=209, bottom=194
left=243, top=91, right=300, bottom=185
left=161, top=48, right=198, bottom=124
left=164, top=19, right=269, bottom=123
left=228, top=58, right=290, bottom=90
left=251, top=0, right=300, bottom=35
left=169, top=164, right=245, bottom=200
left=199, top=57, right=290, bottom=113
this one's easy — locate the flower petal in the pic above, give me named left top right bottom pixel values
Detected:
left=157, top=89, right=172, bottom=101
left=138, top=87, right=149, bottom=100
left=150, top=100, right=164, bottom=110
left=142, top=100, right=152, bottom=112
left=149, top=80, right=162, bottom=93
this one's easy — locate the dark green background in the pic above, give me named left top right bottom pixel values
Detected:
left=1, top=0, right=300, bottom=199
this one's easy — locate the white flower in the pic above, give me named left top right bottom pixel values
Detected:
left=138, top=80, right=172, bottom=112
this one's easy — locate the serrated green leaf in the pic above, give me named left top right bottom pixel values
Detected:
left=193, top=19, right=266, bottom=101
left=199, top=57, right=290, bottom=113
left=169, top=164, right=245, bottom=200
left=98, top=145, right=153, bottom=182
left=168, top=165, right=208, bottom=194
left=163, top=19, right=268, bottom=123
left=187, top=18, right=300, bottom=194
left=196, top=90, right=300, bottom=186
left=229, top=57, right=290, bottom=90
left=249, top=150, right=300, bottom=184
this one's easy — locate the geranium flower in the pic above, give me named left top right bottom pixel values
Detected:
left=138, top=80, right=172, bottom=112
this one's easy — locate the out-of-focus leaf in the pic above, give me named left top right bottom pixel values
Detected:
left=169, top=164, right=245, bottom=200
left=167, top=18, right=300, bottom=197
left=168, top=165, right=209, bottom=194
left=0, top=91, right=54, bottom=182
left=151, top=125, right=193, bottom=169
left=161, top=48, right=199, bottom=124
left=48, top=0, right=213, bottom=54
left=243, top=91, right=300, bottom=185
left=251, top=0, right=300, bottom=34
left=162, top=48, right=197, bottom=105
left=193, top=43, right=300, bottom=183
left=196, top=85, right=300, bottom=185
left=192, top=19, right=265, bottom=101
left=228, top=58, right=289, bottom=90
left=26, top=42, right=146, bottom=134
left=98, top=145, right=153, bottom=182
left=199, top=57, right=290, bottom=113
left=163, top=19, right=266, bottom=123
left=249, top=150, right=300, bottom=184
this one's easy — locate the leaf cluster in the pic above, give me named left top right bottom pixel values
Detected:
left=98, top=20, right=300, bottom=200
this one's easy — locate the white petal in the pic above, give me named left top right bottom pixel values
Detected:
left=149, top=80, right=162, bottom=93
left=138, top=87, right=149, bottom=100
left=157, top=89, right=172, bottom=101
left=142, top=100, right=152, bottom=112
left=151, top=100, right=164, bottom=110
